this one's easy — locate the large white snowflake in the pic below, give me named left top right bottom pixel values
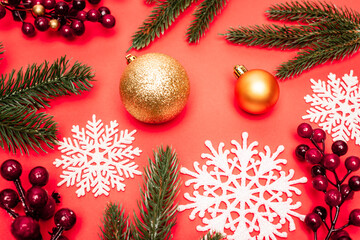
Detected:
left=53, top=114, right=142, bottom=197
left=303, top=70, right=360, bottom=145
left=179, top=132, right=307, bottom=240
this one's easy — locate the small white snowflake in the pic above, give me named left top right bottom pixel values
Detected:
left=303, top=70, right=360, bottom=145
left=179, top=132, right=307, bottom=240
left=53, top=114, right=142, bottom=197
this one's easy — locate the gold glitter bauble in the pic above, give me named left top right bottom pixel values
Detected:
left=32, top=4, right=45, bottom=16
left=49, top=19, right=60, bottom=31
left=120, top=53, right=190, bottom=124
left=234, top=65, right=279, bottom=114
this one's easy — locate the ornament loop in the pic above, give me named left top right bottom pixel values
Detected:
left=125, top=54, right=137, bottom=64
left=234, top=65, right=247, bottom=78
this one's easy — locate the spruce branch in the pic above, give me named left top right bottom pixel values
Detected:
left=132, top=146, right=180, bottom=240
left=187, top=0, right=228, bottom=43
left=0, top=42, right=4, bottom=60
left=199, top=232, right=225, bottom=240
left=0, top=56, right=95, bottom=154
left=99, top=202, right=131, bottom=240
left=129, top=0, right=194, bottom=50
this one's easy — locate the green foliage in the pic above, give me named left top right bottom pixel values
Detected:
left=132, top=146, right=180, bottom=240
left=200, top=232, right=225, bottom=240
left=0, top=56, right=94, bottom=154
left=0, top=42, right=4, bottom=60
left=187, top=0, right=228, bottom=43
left=99, top=203, right=131, bottom=240
left=223, top=1, right=360, bottom=79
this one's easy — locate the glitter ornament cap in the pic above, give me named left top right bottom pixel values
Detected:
left=120, top=53, right=190, bottom=124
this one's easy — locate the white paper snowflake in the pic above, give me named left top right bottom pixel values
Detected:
left=179, top=132, right=307, bottom=240
left=303, top=70, right=360, bottom=145
left=53, top=114, right=142, bottom=197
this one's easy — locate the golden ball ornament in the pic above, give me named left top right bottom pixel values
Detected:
left=120, top=53, right=190, bottom=124
left=32, top=4, right=45, bottom=16
left=233, top=65, right=279, bottom=114
left=49, top=19, right=60, bottom=31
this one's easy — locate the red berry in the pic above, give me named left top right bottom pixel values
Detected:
left=11, top=216, right=41, bottom=240
left=305, top=148, right=323, bottom=164
left=0, top=5, right=6, bottom=19
left=55, top=208, right=77, bottom=230
left=349, top=176, right=360, bottom=191
left=88, top=0, right=100, bottom=4
left=325, top=189, right=342, bottom=207
left=1, top=159, right=22, bottom=181
left=26, top=186, right=48, bottom=209
left=312, top=128, right=326, bottom=143
left=59, top=236, right=69, bottom=240
left=39, top=197, right=56, bottom=220
left=87, top=9, right=100, bottom=22
left=101, top=14, right=115, bottom=28
left=322, top=154, right=340, bottom=171
left=311, top=165, right=326, bottom=177
left=55, top=1, right=69, bottom=15
left=71, top=19, right=85, bottom=36
left=332, top=140, right=348, bottom=156
left=34, top=16, right=49, bottom=31
left=332, top=230, right=350, bottom=240
left=0, top=189, right=19, bottom=209
left=8, top=0, right=21, bottom=5
left=98, top=6, right=110, bottom=17
left=12, top=10, right=27, bottom=21
left=29, top=166, right=49, bottom=186
left=73, top=0, right=85, bottom=10
left=349, top=209, right=360, bottom=226
left=76, top=10, right=87, bottom=21
left=297, top=123, right=313, bottom=138
left=43, top=0, right=56, bottom=9
left=312, top=175, right=328, bottom=191
left=295, top=144, right=310, bottom=161
left=305, top=212, right=322, bottom=231
left=312, top=206, right=327, bottom=220
left=60, top=25, right=74, bottom=38
left=22, top=22, right=36, bottom=36
left=340, top=184, right=354, bottom=200
left=345, top=156, right=360, bottom=172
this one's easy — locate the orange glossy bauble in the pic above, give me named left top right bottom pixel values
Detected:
left=234, top=65, right=279, bottom=114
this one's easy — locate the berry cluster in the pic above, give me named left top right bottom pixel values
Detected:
left=0, top=159, right=76, bottom=240
left=0, top=0, right=115, bottom=38
left=295, top=123, right=360, bottom=240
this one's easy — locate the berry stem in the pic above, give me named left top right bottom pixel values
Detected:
left=2, top=205, right=19, bottom=219
left=324, top=206, right=341, bottom=240
left=340, top=170, right=352, bottom=184
left=334, top=222, right=350, bottom=231
left=310, top=138, right=324, bottom=154
left=314, top=231, right=318, bottom=240
left=327, top=178, right=337, bottom=187
left=323, top=220, right=330, bottom=231
left=50, top=226, right=64, bottom=240
left=13, top=178, right=31, bottom=216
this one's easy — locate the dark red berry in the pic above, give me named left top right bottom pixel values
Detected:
left=295, top=144, right=310, bottom=161
left=313, top=206, right=327, bottom=220
left=332, top=230, right=350, bottom=240
left=1, top=159, right=22, bottom=181
left=349, top=175, right=360, bottom=191
left=312, top=128, right=326, bottom=143
left=325, top=189, right=342, bottom=207
left=101, top=14, right=115, bottom=28
left=29, top=166, right=49, bottom=186
left=12, top=10, right=27, bottom=21
left=22, top=22, right=36, bottom=36
left=312, top=175, right=328, bottom=191
left=332, top=140, right=348, bottom=156
left=88, top=0, right=100, bottom=4
left=71, top=19, right=85, bottom=36
left=340, top=184, right=354, bottom=200
left=0, top=189, right=19, bottom=209
left=76, top=10, right=87, bottom=21
left=55, top=1, right=69, bottom=15
left=68, top=7, right=79, bottom=17
left=345, top=156, right=360, bottom=172
left=73, top=0, right=85, bottom=10
left=22, top=0, right=32, bottom=6
left=26, top=186, right=48, bottom=209
left=60, top=25, right=74, bottom=38
left=335, top=237, right=352, bottom=240
left=43, top=0, right=56, bottom=9
left=11, top=216, right=41, bottom=240
left=305, top=212, right=322, bottom=231
left=297, top=123, right=313, bottom=138
left=58, top=236, right=69, bottom=240
left=31, top=0, right=44, bottom=6
left=87, top=9, right=100, bottom=22
left=39, top=197, right=56, bottom=220
left=305, top=148, right=323, bottom=164
left=54, top=208, right=77, bottom=230
left=0, top=5, right=6, bottom=19
left=8, top=0, right=21, bottom=5
left=349, top=209, right=360, bottom=226
left=322, top=154, right=340, bottom=171
left=98, top=6, right=110, bottom=17
left=311, top=165, right=326, bottom=177
left=34, top=16, right=49, bottom=31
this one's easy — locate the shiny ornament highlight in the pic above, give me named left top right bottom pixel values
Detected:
left=234, top=65, right=279, bottom=114
left=120, top=53, right=190, bottom=124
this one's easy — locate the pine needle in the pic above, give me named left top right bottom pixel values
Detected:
left=0, top=42, right=4, bottom=60
left=0, top=56, right=95, bottom=154
left=187, top=0, right=228, bottom=43
left=199, top=232, right=225, bottom=240
left=132, top=146, right=180, bottom=240
left=99, top=203, right=131, bottom=240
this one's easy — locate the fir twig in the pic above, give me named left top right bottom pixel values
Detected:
left=132, top=146, right=180, bottom=240
left=0, top=42, right=4, bottom=60
left=129, top=0, right=194, bottom=50
left=145, top=0, right=155, bottom=4
left=0, top=56, right=95, bottom=154
left=199, top=232, right=225, bottom=240
left=99, top=202, right=131, bottom=240
left=187, top=0, right=228, bottom=43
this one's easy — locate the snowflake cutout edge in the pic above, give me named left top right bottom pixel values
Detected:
left=179, top=132, right=307, bottom=240
left=53, top=114, right=142, bottom=198
left=303, top=70, right=360, bottom=145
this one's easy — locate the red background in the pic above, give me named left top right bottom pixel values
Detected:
left=1, top=0, right=360, bottom=239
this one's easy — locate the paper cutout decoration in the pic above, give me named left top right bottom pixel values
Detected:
left=54, top=114, right=142, bottom=197
left=179, top=132, right=307, bottom=240
left=303, top=70, right=360, bottom=145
